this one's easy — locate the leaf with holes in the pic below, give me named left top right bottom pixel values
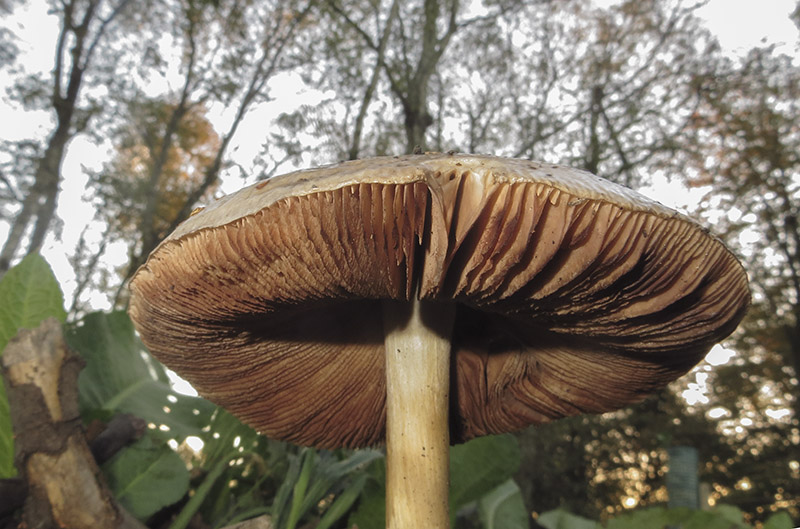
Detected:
left=65, top=311, right=214, bottom=441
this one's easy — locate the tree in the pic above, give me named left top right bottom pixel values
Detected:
left=679, top=45, right=800, bottom=520
left=326, top=0, right=463, bottom=154
left=0, top=0, right=136, bottom=275
left=89, top=99, right=221, bottom=302
left=685, top=46, right=799, bottom=424
left=441, top=0, right=720, bottom=187
left=285, top=0, right=527, bottom=161
left=270, top=3, right=799, bottom=522
left=68, top=0, right=320, bottom=307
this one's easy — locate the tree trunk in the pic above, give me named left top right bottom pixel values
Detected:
left=403, top=95, right=434, bottom=154
left=585, top=85, right=603, bottom=175
left=0, top=125, right=70, bottom=276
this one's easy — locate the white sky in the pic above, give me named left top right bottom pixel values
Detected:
left=0, top=0, right=798, bottom=316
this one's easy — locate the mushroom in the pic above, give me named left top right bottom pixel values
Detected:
left=128, top=153, right=749, bottom=528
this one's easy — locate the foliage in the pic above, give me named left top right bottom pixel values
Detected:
left=478, top=479, right=529, bottom=529
left=103, top=434, right=191, bottom=520
left=291, top=0, right=717, bottom=189
left=92, top=100, right=221, bottom=244
left=536, top=505, right=794, bottom=529
left=88, top=99, right=222, bottom=304
left=0, top=0, right=148, bottom=273
left=65, top=310, right=215, bottom=440
left=680, top=44, right=800, bottom=519
left=0, top=254, right=66, bottom=350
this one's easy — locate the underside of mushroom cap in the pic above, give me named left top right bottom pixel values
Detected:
left=128, top=154, right=750, bottom=448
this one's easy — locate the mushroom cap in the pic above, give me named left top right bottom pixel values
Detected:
left=128, top=153, right=750, bottom=448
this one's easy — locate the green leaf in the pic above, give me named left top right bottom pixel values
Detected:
left=478, top=479, right=529, bottom=529
left=0, top=254, right=66, bottom=352
left=708, top=505, right=746, bottom=526
left=271, top=447, right=382, bottom=529
left=683, top=508, right=749, bottom=529
left=272, top=450, right=306, bottom=529
left=605, top=506, right=750, bottom=529
left=605, top=507, right=685, bottom=529
left=169, top=455, right=231, bottom=529
left=197, top=408, right=286, bottom=528
left=286, top=449, right=316, bottom=529
left=763, top=511, right=794, bottom=529
left=316, top=473, right=367, bottom=529
left=65, top=311, right=214, bottom=441
left=0, top=253, right=66, bottom=478
left=449, top=434, right=521, bottom=513
left=201, top=407, right=265, bottom=465
left=537, top=508, right=601, bottom=529
left=346, top=460, right=386, bottom=529
left=104, top=435, right=190, bottom=521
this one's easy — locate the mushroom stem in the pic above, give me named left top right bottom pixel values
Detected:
left=382, top=297, right=455, bottom=529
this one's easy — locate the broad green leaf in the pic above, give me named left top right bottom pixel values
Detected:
left=708, top=504, right=746, bottom=526
left=449, top=434, right=521, bottom=513
left=537, top=508, right=600, bottom=529
left=201, top=408, right=264, bottom=466
left=478, top=479, right=529, bottom=529
left=683, top=508, right=749, bottom=529
left=605, top=506, right=750, bottom=529
left=104, top=434, right=190, bottom=521
left=0, top=254, right=66, bottom=478
left=763, top=511, right=794, bottom=529
left=605, top=507, right=673, bottom=529
left=0, top=254, right=66, bottom=352
left=65, top=311, right=214, bottom=441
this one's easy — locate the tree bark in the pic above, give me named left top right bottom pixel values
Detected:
left=1, top=318, right=147, bottom=529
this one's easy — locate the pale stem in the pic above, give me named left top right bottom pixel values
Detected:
left=382, top=297, right=456, bottom=529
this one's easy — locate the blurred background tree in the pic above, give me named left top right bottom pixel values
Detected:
left=0, top=0, right=141, bottom=274
left=0, top=0, right=798, bottom=527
